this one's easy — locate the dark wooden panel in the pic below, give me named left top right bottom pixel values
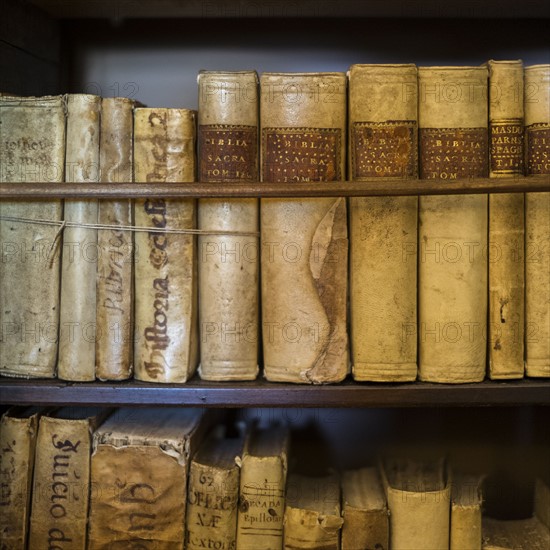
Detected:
left=0, top=378, right=548, bottom=407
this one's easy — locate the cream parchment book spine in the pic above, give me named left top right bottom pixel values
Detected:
left=0, top=95, right=66, bottom=378
left=197, top=70, right=259, bottom=381
left=450, top=474, right=483, bottom=550
left=418, top=66, right=489, bottom=383
left=57, top=93, right=101, bottom=381
left=96, top=97, right=135, bottom=381
left=524, top=64, right=550, bottom=378
left=260, top=72, right=349, bottom=384
left=133, top=108, right=198, bottom=383
left=348, top=64, right=418, bottom=382
left=488, top=60, right=525, bottom=379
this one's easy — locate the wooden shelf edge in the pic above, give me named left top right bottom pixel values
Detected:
left=0, top=378, right=548, bottom=407
left=1, top=176, right=549, bottom=199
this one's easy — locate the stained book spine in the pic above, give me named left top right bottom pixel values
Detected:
left=133, top=108, right=198, bottom=383
left=0, top=95, right=66, bottom=378
left=348, top=64, right=418, bottom=382
left=488, top=60, right=525, bottom=379
left=418, top=67, right=489, bottom=383
left=96, top=97, right=135, bottom=381
left=260, top=72, right=349, bottom=384
left=197, top=71, right=260, bottom=381
left=58, top=94, right=101, bottom=381
left=524, top=64, right=550, bottom=378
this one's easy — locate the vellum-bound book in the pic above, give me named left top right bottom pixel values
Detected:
left=260, top=72, right=349, bottom=384
left=197, top=70, right=259, bottom=381
left=341, top=466, right=389, bottom=550
left=58, top=94, right=101, bottom=381
left=418, top=67, right=489, bottom=383
left=380, top=457, right=451, bottom=550
left=88, top=408, right=210, bottom=549
left=488, top=60, right=525, bottom=379
left=284, top=472, right=343, bottom=550
left=28, top=407, right=111, bottom=550
left=133, top=108, right=198, bottom=383
left=96, top=97, right=135, bottom=381
left=0, top=407, right=43, bottom=549
left=235, top=424, right=289, bottom=550
left=450, top=474, right=483, bottom=550
left=0, top=95, right=65, bottom=378
left=525, top=64, right=550, bottom=377
left=348, top=64, right=418, bottom=382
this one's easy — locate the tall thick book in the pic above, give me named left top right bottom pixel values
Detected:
left=88, top=408, right=209, bottom=549
left=418, top=67, right=489, bottom=383
left=0, top=95, right=65, bottom=378
left=0, top=407, right=42, bottom=549
left=58, top=94, right=101, bottom=381
left=488, top=60, right=525, bottom=379
left=96, top=97, right=135, bottom=381
left=524, top=64, right=550, bottom=377
left=380, top=457, right=451, bottom=550
left=28, top=407, right=111, bottom=549
left=260, top=72, right=349, bottom=384
left=341, top=466, right=389, bottom=550
left=284, top=472, right=343, bottom=550
left=197, top=70, right=260, bottom=381
left=133, top=108, right=199, bottom=383
left=450, top=474, right=483, bottom=550
left=235, top=424, right=289, bottom=550
left=185, top=434, right=244, bottom=550
left=348, top=64, right=418, bottom=382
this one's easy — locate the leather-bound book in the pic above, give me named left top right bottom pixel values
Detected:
left=96, top=97, right=135, bottom=381
left=488, top=60, right=525, bottom=379
left=197, top=70, right=260, bottom=381
left=0, top=95, right=65, bottom=378
left=418, top=66, right=489, bottom=383
left=133, top=108, right=198, bottom=383
left=260, top=72, right=349, bottom=384
left=450, top=473, right=483, bottom=550
left=348, top=64, right=418, bottom=382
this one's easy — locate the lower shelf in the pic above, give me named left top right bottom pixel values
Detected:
left=0, top=377, right=548, bottom=407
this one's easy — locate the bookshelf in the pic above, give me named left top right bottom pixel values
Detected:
left=1, top=0, right=549, bottom=521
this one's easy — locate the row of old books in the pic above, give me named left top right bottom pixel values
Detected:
left=2, top=406, right=549, bottom=549
left=0, top=62, right=549, bottom=385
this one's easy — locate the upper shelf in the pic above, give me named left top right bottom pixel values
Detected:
left=27, top=0, right=550, bottom=19
left=1, top=176, right=549, bottom=199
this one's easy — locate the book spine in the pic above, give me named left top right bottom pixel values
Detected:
left=341, top=507, right=389, bottom=550
left=0, top=96, right=65, bottom=378
left=28, top=417, right=93, bottom=549
left=488, top=60, right=525, bottom=379
left=197, top=71, right=260, bottom=381
left=58, top=94, right=101, bottom=381
left=96, top=97, right=135, bottom=381
left=260, top=73, right=349, bottom=384
left=524, top=64, right=550, bottom=377
left=133, top=108, right=198, bottom=383
left=0, top=412, right=38, bottom=549
left=185, top=461, right=239, bottom=550
left=418, top=67, right=489, bottom=383
left=348, top=64, right=418, bottom=382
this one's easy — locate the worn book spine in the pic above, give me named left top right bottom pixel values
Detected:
left=0, top=95, right=65, bottom=378
left=348, top=64, right=418, bottom=382
left=450, top=474, right=483, bottom=550
left=197, top=70, right=259, bottom=381
left=525, top=64, right=550, bottom=378
left=133, top=108, right=198, bottom=383
left=260, top=72, right=349, bottom=384
left=488, top=60, right=525, bottom=379
left=0, top=409, right=39, bottom=549
left=58, top=94, right=101, bottom=381
left=96, top=97, right=135, bottom=381
left=28, top=411, right=108, bottom=550
left=418, top=67, right=489, bottom=383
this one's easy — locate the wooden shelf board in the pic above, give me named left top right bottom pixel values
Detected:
left=0, top=377, right=548, bottom=407
left=1, top=176, right=549, bottom=199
